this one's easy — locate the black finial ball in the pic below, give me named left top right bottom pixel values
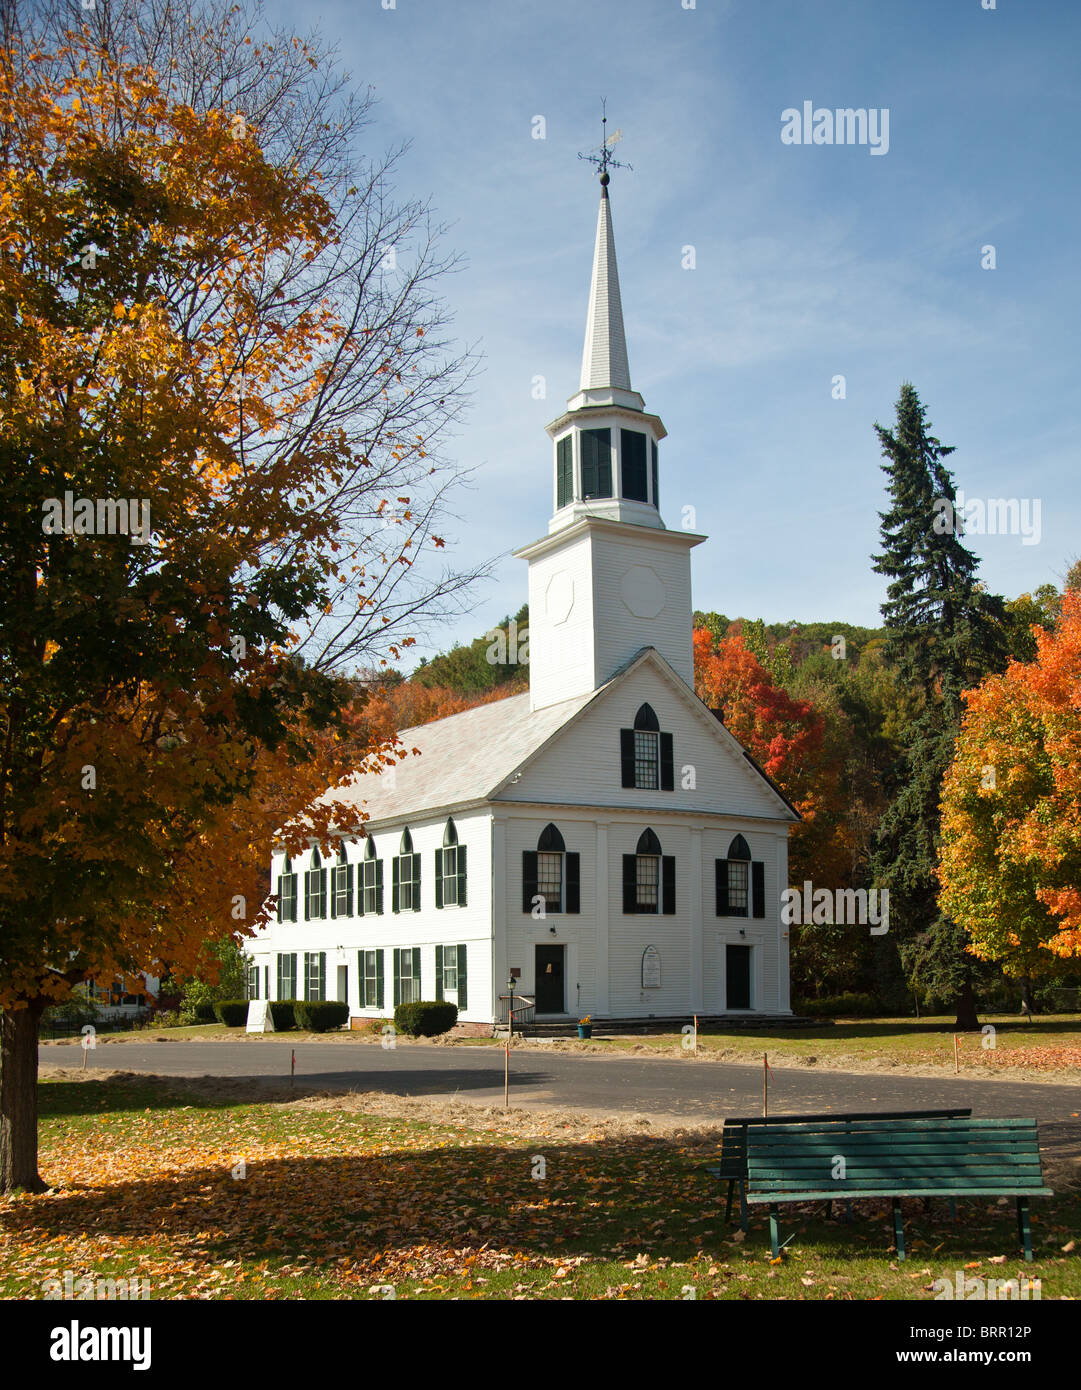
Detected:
left=600, top=171, right=610, bottom=186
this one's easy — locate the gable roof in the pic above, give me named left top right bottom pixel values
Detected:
left=320, top=647, right=800, bottom=830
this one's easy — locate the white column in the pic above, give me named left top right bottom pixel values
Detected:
left=689, top=827, right=704, bottom=1012
left=777, top=833, right=791, bottom=1013
left=491, top=816, right=507, bottom=1022
left=595, top=821, right=610, bottom=1015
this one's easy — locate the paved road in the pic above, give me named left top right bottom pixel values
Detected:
left=59, top=1039, right=1081, bottom=1125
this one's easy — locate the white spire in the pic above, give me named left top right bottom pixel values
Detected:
left=579, top=186, right=632, bottom=394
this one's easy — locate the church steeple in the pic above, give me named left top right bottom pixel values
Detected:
left=579, top=182, right=632, bottom=397
left=542, top=148, right=668, bottom=537
left=515, top=131, right=707, bottom=713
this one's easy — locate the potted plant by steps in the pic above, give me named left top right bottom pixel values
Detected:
left=577, top=1015, right=592, bottom=1039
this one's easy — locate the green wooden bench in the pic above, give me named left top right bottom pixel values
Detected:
left=706, top=1108, right=972, bottom=1231
left=743, top=1115, right=1051, bottom=1261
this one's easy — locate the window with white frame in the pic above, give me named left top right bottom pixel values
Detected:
left=393, top=829, right=421, bottom=912
left=277, top=855, right=298, bottom=922
left=360, top=949, right=384, bottom=1008
left=331, top=843, right=352, bottom=918
left=304, top=951, right=326, bottom=1001
left=362, top=837, right=383, bottom=914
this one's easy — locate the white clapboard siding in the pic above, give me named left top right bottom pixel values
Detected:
left=498, top=660, right=790, bottom=822
left=254, top=809, right=493, bottom=1023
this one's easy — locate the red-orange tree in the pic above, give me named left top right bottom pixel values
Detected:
left=939, top=587, right=1081, bottom=977
left=0, top=16, right=461, bottom=1191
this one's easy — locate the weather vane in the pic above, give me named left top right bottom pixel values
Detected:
left=578, top=99, right=631, bottom=187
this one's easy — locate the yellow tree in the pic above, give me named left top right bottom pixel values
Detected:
left=939, top=587, right=1081, bottom=991
left=0, top=11, right=469, bottom=1191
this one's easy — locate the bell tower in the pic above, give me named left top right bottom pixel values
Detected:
left=515, top=118, right=707, bottom=712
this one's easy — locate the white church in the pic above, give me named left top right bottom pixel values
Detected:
left=245, top=167, right=799, bottom=1030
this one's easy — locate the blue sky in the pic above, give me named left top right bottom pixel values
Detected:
left=266, top=0, right=1080, bottom=665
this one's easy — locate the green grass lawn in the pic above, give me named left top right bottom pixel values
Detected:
left=0, top=1076, right=1076, bottom=1301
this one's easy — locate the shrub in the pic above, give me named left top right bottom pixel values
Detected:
left=213, top=999, right=249, bottom=1027
left=796, top=992, right=880, bottom=1018
left=394, top=1001, right=458, bottom=1038
left=269, top=999, right=299, bottom=1031
left=146, top=1010, right=183, bottom=1029
left=294, top=1000, right=350, bottom=1032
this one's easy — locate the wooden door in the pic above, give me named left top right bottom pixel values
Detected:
left=534, top=945, right=565, bottom=1013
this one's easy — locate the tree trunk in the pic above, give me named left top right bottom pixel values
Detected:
left=953, top=977, right=980, bottom=1032
left=0, top=1000, right=47, bottom=1193
left=1020, top=977, right=1036, bottom=1017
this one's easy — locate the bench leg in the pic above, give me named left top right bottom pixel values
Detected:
left=948, top=1198, right=957, bottom=1222
left=824, top=1199, right=832, bottom=1220
left=725, top=1179, right=734, bottom=1223
left=739, top=1181, right=748, bottom=1233
left=844, top=1199, right=853, bottom=1224
left=769, top=1204, right=781, bottom=1260
left=892, top=1198, right=905, bottom=1260
left=1016, top=1197, right=1032, bottom=1262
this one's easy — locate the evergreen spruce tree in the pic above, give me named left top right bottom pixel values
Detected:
left=870, top=385, right=1008, bottom=1029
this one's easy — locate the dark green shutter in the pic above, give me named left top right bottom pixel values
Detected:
left=435, top=944, right=444, bottom=1000
left=346, top=865, right=353, bottom=917
left=376, top=860, right=384, bottom=914
left=581, top=428, right=612, bottom=498
left=330, top=868, right=337, bottom=919
left=392, top=857, right=400, bottom=913
left=457, top=944, right=468, bottom=1010
left=412, top=947, right=421, bottom=990
left=435, top=848, right=444, bottom=909
left=522, top=851, right=538, bottom=913
left=376, top=950, right=384, bottom=1010
left=622, top=854, right=637, bottom=913
left=412, top=855, right=421, bottom=911
left=319, top=869, right=327, bottom=918
left=660, top=733, right=674, bottom=790
left=651, top=439, right=659, bottom=509
left=620, top=429, right=648, bottom=501
left=716, top=859, right=729, bottom=916
left=565, top=852, right=581, bottom=914
left=393, top=948, right=401, bottom=1006
left=457, top=846, right=467, bottom=906
left=556, top=435, right=573, bottom=509
left=277, top=876, right=284, bottom=922
left=752, top=861, right=765, bottom=919
left=620, top=729, right=635, bottom=787
left=662, top=857, right=676, bottom=915
left=356, top=865, right=365, bottom=918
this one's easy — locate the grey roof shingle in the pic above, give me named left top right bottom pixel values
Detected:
left=321, top=686, right=597, bottom=828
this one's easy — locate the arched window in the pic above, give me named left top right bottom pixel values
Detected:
left=394, top=828, right=420, bottom=913
left=331, top=841, right=353, bottom=919
left=276, top=852, right=298, bottom=923
left=716, top=834, right=761, bottom=919
left=522, top=824, right=580, bottom=915
left=623, top=829, right=675, bottom=915
left=304, top=844, right=327, bottom=920
left=634, top=703, right=659, bottom=731
left=621, top=705, right=673, bottom=791
left=437, top=819, right=466, bottom=908
left=538, top=823, right=565, bottom=853
left=360, top=836, right=383, bottom=915
left=635, top=828, right=662, bottom=911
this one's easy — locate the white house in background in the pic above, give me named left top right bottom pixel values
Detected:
left=244, top=169, right=799, bottom=1029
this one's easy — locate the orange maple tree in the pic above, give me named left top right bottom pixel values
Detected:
left=0, top=17, right=458, bottom=1191
left=939, top=587, right=1081, bottom=973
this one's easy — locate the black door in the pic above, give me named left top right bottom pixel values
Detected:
left=726, top=945, right=751, bottom=1010
left=535, top=945, right=565, bottom=1013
